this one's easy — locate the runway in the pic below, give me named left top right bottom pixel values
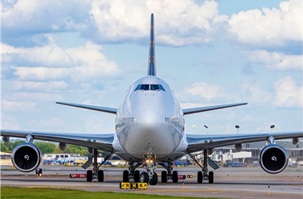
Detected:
left=1, top=166, right=303, bottom=199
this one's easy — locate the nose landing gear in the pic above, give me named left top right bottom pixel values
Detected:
left=142, top=153, right=158, bottom=185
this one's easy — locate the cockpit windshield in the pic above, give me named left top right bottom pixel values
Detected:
left=135, top=84, right=165, bottom=91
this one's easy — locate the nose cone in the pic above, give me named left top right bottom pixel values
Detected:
left=136, top=109, right=164, bottom=124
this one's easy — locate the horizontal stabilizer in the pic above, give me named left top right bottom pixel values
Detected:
left=56, top=102, right=117, bottom=114
left=183, top=102, right=247, bottom=115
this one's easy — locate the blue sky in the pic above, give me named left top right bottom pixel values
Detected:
left=1, top=0, right=302, bottom=135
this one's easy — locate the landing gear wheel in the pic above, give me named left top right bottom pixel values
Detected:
left=172, top=171, right=178, bottom=183
left=149, top=173, right=158, bottom=185
left=140, top=172, right=149, bottom=183
left=123, top=170, right=129, bottom=182
left=36, top=168, right=42, bottom=176
left=98, top=170, right=104, bottom=182
left=134, top=170, right=140, bottom=182
left=197, top=171, right=202, bottom=183
left=87, top=170, right=92, bottom=182
left=161, top=171, right=167, bottom=183
left=208, top=171, right=214, bottom=184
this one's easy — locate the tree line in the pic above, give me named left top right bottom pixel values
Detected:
left=1, top=140, right=88, bottom=155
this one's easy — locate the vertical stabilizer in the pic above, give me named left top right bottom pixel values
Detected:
left=148, top=13, right=156, bottom=76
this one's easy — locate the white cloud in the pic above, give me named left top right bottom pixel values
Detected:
left=9, top=92, right=63, bottom=102
left=2, top=100, right=37, bottom=111
left=90, top=0, right=227, bottom=45
left=228, top=0, right=303, bottom=47
left=2, top=41, right=120, bottom=81
left=248, top=50, right=303, bottom=70
left=187, top=82, right=223, bottom=101
left=11, top=81, right=68, bottom=91
left=1, top=0, right=89, bottom=33
left=273, top=76, right=303, bottom=108
left=241, top=81, right=272, bottom=104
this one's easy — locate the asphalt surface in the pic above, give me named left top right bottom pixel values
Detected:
left=1, top=165, right=303, bottom=199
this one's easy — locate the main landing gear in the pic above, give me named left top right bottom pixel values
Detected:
left=158, top=162, right=178, bottom=183
left=191, top=149, right=215, bottom=184
left=86, top=149, right=111, bottom=182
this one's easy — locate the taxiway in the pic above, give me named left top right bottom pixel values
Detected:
left=1, top=166, right=302, bottom=199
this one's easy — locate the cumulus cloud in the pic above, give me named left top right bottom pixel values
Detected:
left=1, top=0, right=89, bottom=34
left=1, top=0, right=228, bottom=46
left=89, top=0, right=227, bottom=45
left=228, top=0, right=303, bottom=47
left=241, top=81, right=272, bottom=104
left=186, top=82, right=223, bottom=101
left=247, top=50, right=303, bottom=70
left=273, top=76, right=303, bottom=108
left=2, top=41, right=120, bottom=81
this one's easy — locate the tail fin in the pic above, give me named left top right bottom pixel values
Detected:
left=148, top=13, right=156, bottom=76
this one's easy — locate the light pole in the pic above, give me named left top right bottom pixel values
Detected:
left=204, top=125, right=208, bottom=134
left=235, top=125, right=240, bottom=134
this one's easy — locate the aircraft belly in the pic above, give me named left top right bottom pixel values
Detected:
left=118, top=123, right=182, bottom=159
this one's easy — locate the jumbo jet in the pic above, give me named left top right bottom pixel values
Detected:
left=1, top=14, right=302, bottom=185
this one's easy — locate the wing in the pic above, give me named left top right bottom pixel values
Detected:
left=186, top=131, right=303, bottom=153
left=0, top=129, right=114, bottom=152
left=183, top=102, right=247, bottom=115
left=56, top=102, right=117, bottom=114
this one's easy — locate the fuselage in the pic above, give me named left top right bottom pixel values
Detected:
left=113, top=76, right=188, bottom=162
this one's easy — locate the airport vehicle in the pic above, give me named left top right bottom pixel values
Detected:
left=1, top=14, right=302, bottom=185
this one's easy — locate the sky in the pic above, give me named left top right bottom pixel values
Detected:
left=1, top=0, right=302, bottom=135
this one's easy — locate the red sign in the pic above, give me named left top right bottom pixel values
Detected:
left=70, top=174, right=87, bottom=178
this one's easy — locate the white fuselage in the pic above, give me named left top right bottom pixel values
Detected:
left=113, top=76, right=188, bottom=163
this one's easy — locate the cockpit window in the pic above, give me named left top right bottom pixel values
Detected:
left=135, top=84, right=165, bottom=91
left=135, top=84, right=149, bottom=91
left=150, top=84, right=165, bottom=91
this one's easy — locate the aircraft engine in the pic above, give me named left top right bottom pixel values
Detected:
left=259, top=144, right=288, bottom=174
left=11, top=143, right=41, bottom=172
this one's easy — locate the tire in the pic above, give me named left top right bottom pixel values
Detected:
left=209, top=171, right=214, bottom=184
left=161, top=171, right=167, bottom=183
left=149, top=173, right=158, bottom=185
left=98, top=170, right=104, bottom=182
left=87, top=170, right=92, bottom=182
left=140, top=172, right=149, bottom=183
left=197, top=171, right=202, bottom=183
left=134, top=170, right=140, bottom=182
left=123, top=170, right=129, bottom=182
left=172, top=171, right=178, bottom=183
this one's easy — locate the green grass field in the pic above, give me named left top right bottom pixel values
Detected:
left=1, top=187, right=224, bottom=199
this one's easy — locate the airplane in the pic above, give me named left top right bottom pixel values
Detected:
left=1, top=14, right=302, bottom=185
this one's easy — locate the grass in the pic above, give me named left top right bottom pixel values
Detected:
left=1, top=187, right=224, bottom=199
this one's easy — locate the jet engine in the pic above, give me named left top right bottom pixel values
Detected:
left=259, top=144, right=288, bottom=174
left=11, top=143, right=41, bottom=172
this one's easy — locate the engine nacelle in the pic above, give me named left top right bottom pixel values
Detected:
left=2, top=136, right=10, bottom=143
left=59, top=142, right=67, bottom=151
left=235, top=143, right=242, bottom=152
left=11, top=143, right=41, bottom=172
left=259, top=144, right=288, bottom=174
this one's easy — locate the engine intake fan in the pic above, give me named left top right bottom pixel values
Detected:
left=259, top=144, right=288, bottom=174
left=11, top=143, right=41, bottom=172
